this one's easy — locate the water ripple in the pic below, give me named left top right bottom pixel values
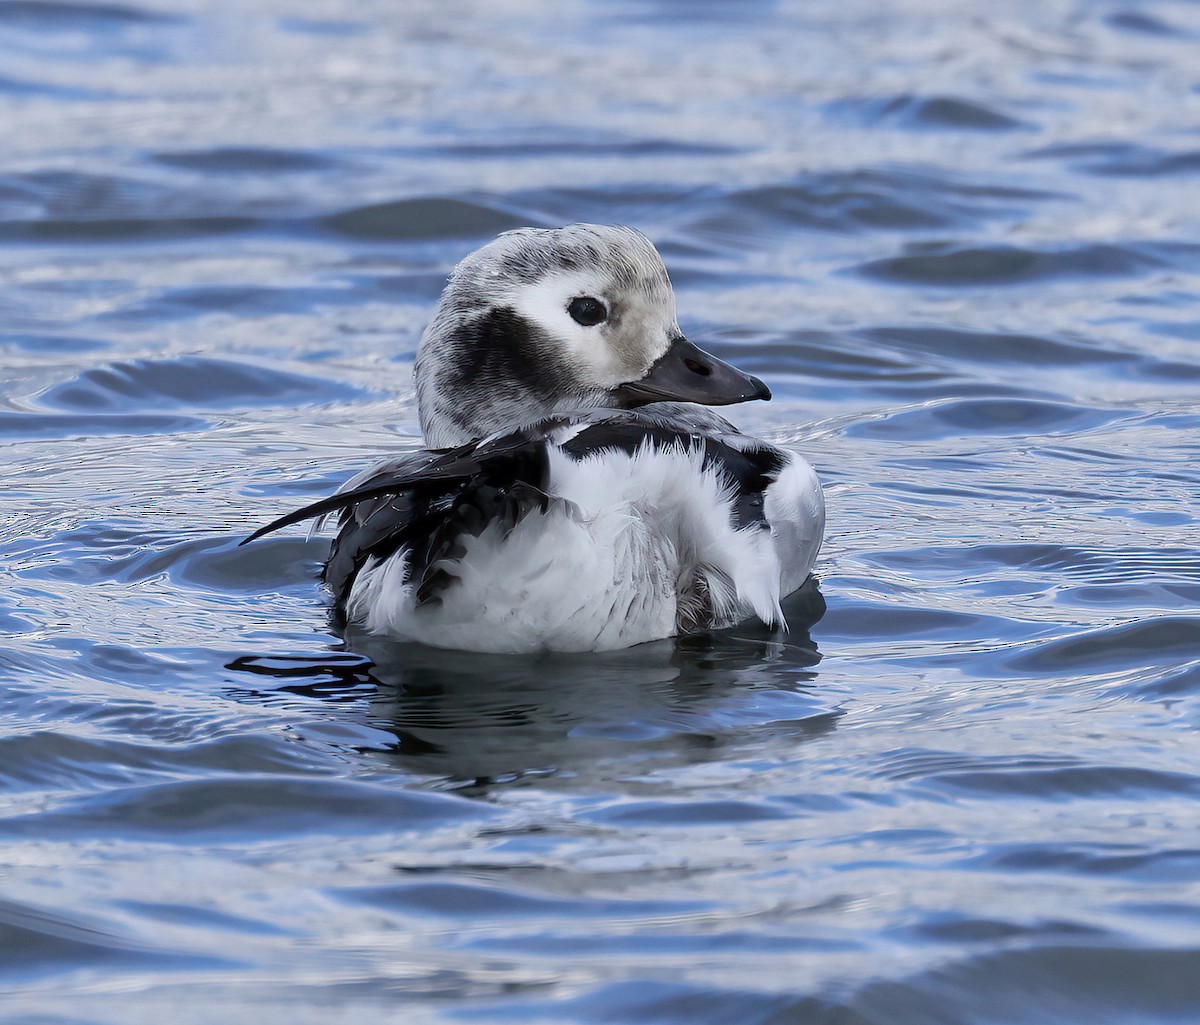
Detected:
left=0, top=409, right=207, bottom=440
left=849, top=397, right=1126, bottom=439
left=1025, top=141, right=1200, bottom=178
left=0, top=897, right=231, bottom=982
left=0, top=776, right=500, bottom=843
left=153, top=147, right=340, bottom=174
left=35, top=356, right=364, bottom=412
left=828, top=94, right=1029, bottom=131
left=321, top=196, right=533, bottom=241
left=859, top=242, right=1165, bottom=286
left=0, top=1, right=182, bottom=29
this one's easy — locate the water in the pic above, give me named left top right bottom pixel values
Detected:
left=3, top=0, right=1200, bottom=1021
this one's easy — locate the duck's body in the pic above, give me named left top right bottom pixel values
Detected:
left=247, top=225, right=824, bottom=653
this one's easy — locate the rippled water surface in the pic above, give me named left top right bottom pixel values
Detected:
left=4, top=0, right=1200, bottom=1021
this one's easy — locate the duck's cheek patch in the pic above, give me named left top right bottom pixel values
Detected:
left=450, top=306, right=574, bottom=402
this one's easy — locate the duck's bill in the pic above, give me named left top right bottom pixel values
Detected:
left=617, top=336, right=771, bottom=407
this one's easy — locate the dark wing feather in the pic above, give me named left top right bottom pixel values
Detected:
left=244, top=425, right=556, bottom=612
left=240, top=431, right=547, bottom=546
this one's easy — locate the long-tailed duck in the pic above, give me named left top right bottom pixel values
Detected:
left=245, top=224, right=824, bottom=653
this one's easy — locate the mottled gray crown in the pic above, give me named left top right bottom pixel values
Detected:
left=446, top=224, right=674, bottom=309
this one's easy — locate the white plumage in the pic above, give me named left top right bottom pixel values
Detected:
left=248, top=224, right=825, bottom=653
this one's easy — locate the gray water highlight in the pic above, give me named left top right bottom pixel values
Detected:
left=3, top=0, right=1200, bottom=1021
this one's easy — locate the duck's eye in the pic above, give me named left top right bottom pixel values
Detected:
left=568, top=296, right=607, bottom=327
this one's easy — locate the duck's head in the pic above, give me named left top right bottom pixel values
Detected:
left=414, top=223, right=770, bottom=447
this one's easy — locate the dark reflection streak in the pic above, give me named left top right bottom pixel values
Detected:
left=226, top=580, right=829, bottom=790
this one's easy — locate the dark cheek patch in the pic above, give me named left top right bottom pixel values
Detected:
left=449, top=306, right=576, bottom=403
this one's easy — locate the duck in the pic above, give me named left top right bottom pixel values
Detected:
left=245, top=224, right=824, bottom=653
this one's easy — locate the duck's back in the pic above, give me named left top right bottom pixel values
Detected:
left=319, top=409, right=823, bottom=653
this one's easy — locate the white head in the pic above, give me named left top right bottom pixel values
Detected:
left=415, top=224, right=769, bottom=447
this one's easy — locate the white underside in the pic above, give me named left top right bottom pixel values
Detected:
left=345, top=443, right=824, bottom=654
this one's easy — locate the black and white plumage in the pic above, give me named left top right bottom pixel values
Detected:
left=246, top=224, right=824, bottom=653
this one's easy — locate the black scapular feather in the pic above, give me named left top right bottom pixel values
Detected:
left=244, top=427, right=554, bottom=610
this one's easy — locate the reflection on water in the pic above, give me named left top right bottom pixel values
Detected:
left=232, top=581, right=830, bottom=787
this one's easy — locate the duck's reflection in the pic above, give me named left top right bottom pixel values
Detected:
left=229, top=579, right=833, bottom=788
left=349, top=578, right=833, bottom=786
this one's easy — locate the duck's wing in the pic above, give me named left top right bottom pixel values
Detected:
left=241, top=430, right=548, bottom=543
left=243, top=425, right=558, bottom=609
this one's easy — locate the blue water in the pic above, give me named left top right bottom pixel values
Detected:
left=3, top=0, right=1200, bottom=1021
